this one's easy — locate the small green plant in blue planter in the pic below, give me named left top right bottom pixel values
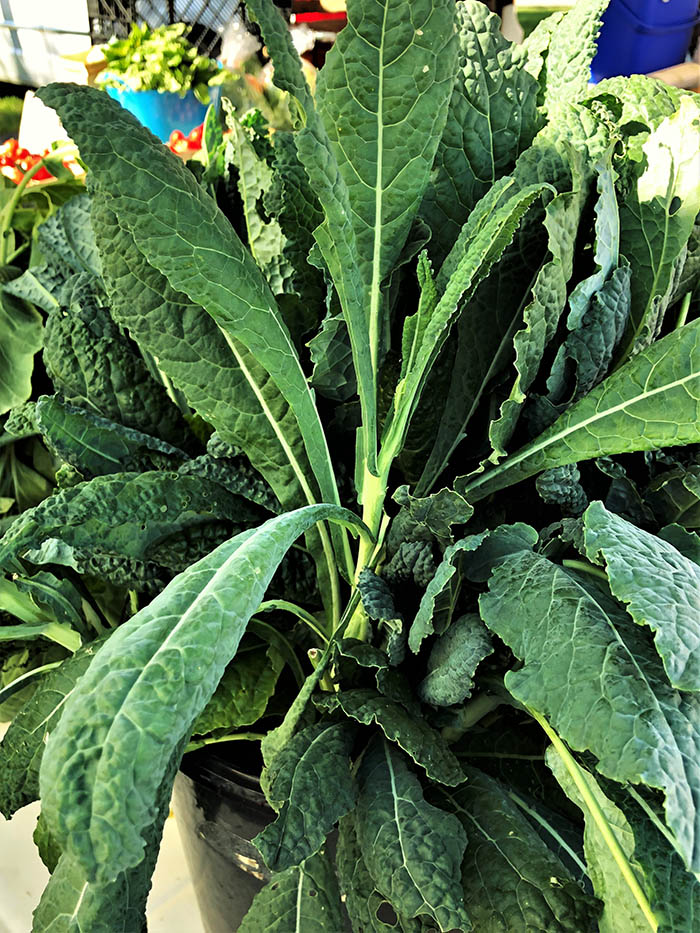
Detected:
left=98, top=22, right=226, bottom=141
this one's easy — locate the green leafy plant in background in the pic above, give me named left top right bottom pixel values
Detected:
left=1, top=0, right=700, bottom=929
left=0, top=124, right=86, bottom=712
left=97, top=22, right=226, bottom=103
left=0, top=96, right=23, bottom=141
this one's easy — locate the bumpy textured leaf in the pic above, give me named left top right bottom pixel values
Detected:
left=675, top=220, right=700, bottom=304
left=337, top=815, right=422, bottom=933
left=0, top=289, right=43, bottom=415
left=37, top=85, right=341, bottom=523
left=90, top=198, right=308, bottom=513
left=255, top=721, right=356, bottom=871
left=357, top=569, right=406, bottom=665
left=10, top=569, right=83, bottom=631
left=409, top=523, right=537, bottom=652
left=193, top=643, right=284, bottom=735
left=442, top=768, right=600, bottom=932
left=265, top=130, right=325, bottom=316
left=418, top=110, right=599, bottom=492
left=3, top=263, right=64, bottom=312
left=521, top=10, right=565, bottom=88
left=547, top=160, right=630, bottom=403
left=542, top=0, right=609, bottom=118
left=613, top=788, right=700, bottom=933
left=385, top=180, right=548, bottom=463
left=34, top=811, right=61, bottom=873
left=585, top=75, right=680, bottom=149
left=230, top=122, right=324, bottom=342
left=358, top=569, right=400, bottom=624
left=488, top=146, right=591, bottom=456
left=316, top=687, right=463, bottom=786
left=546, top=747, right=649, bottom=933
left=181, top=453, right=276, bottom=516
left=238, top=852, right=345, bottom=933
left=308, top=309, right=356, bottom=402
left=42, top=278, right=182, bottom=445
left=418, top=613, right=493, bottom=707
left=583, top=500, right=700, bottom=692
left=0, top=471, right=239, bottom=576
left=462, top=319, right=700, bottom=502
left=480, top=549, right=700, bottom=873
left=392, top=485, right=473, bottom=543
left=35, top=395, right=185, bottom=478
left=555, top=263, right=631, bottom=404
left=659, top=524, right=700, bottom=565
left=648, top=463, right=700, bottom=530
left=355, top=737, right=470, bottom=932
left=35, top=192, right=101, bottom=278
left=248, top=0, right=458, bottom=474
left=245, top=0, right=376, bottom=458
left=421, top=0, right=541, bottom=265
left=618, top=97, right=700, bottom=353
left=0, top=640, right=103, bottom=817
left=416, top=202, right=547, bottom=494
left=315, top=0, right=458, bottom=309
left=536, top=464, right=588, bottom=516
left=32, top=741, right=183, bottom=933
left=39, top=504, right=362, bottom=883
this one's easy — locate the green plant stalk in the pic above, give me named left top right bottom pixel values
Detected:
left=40, top=623, right=82, bottom=653
left=507, top=790, right=589, bottom=878
left=258, top=599, right=329, bottom=643
left=0, top=660, right=63, bottom=706
left=357, top=467, right=386, bottom=575
left=248, top=619, right=305, bottom=687
left=562, top=558, right=608, bottom=581
left=185, top=731, right=265, bottom=754
left=440, top=693, right=504, bottom=744
left=0, top=146, right=77, bottom=265
left=347, top=467, right=389, bottom=641
left=625, top=784, right=686, bottom=863
left=0, top=575, right=48, bottom=624
left=531, top=709, right=658, bottom=932
left=676, top=291, right=692, bottom=330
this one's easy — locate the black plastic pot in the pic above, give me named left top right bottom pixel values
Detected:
left=175, top=745, right=355, bottom=932
left=174, top=746, right=273, bottom=933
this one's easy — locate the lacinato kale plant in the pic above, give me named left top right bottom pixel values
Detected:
left=1, top=1, right=700, bottom=930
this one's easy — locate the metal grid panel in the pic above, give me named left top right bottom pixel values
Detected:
left=89, top=0, right=242, bottom=56
left=88, top=0, right=138, bottom=43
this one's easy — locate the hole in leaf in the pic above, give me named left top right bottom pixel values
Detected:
left=270, top=883, right=279, bottom=891
left=670, top=196, right=681, bottom=215
left=308, top=889, right=318, bottom=898
left=375, top=902, right=398, bottom=925
left=255, top=195, right=271, bottom=224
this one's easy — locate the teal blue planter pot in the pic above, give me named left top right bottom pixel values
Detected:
left=104, top=84, right=221, bottom=142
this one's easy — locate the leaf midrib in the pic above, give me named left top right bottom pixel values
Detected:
left=384, top=741, right=432, bottom=921
left=369, top=0, right=391, bottom=376
left=512, top=556, right=692, bottom=811
left=468, top=351, right=700, bottom=495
